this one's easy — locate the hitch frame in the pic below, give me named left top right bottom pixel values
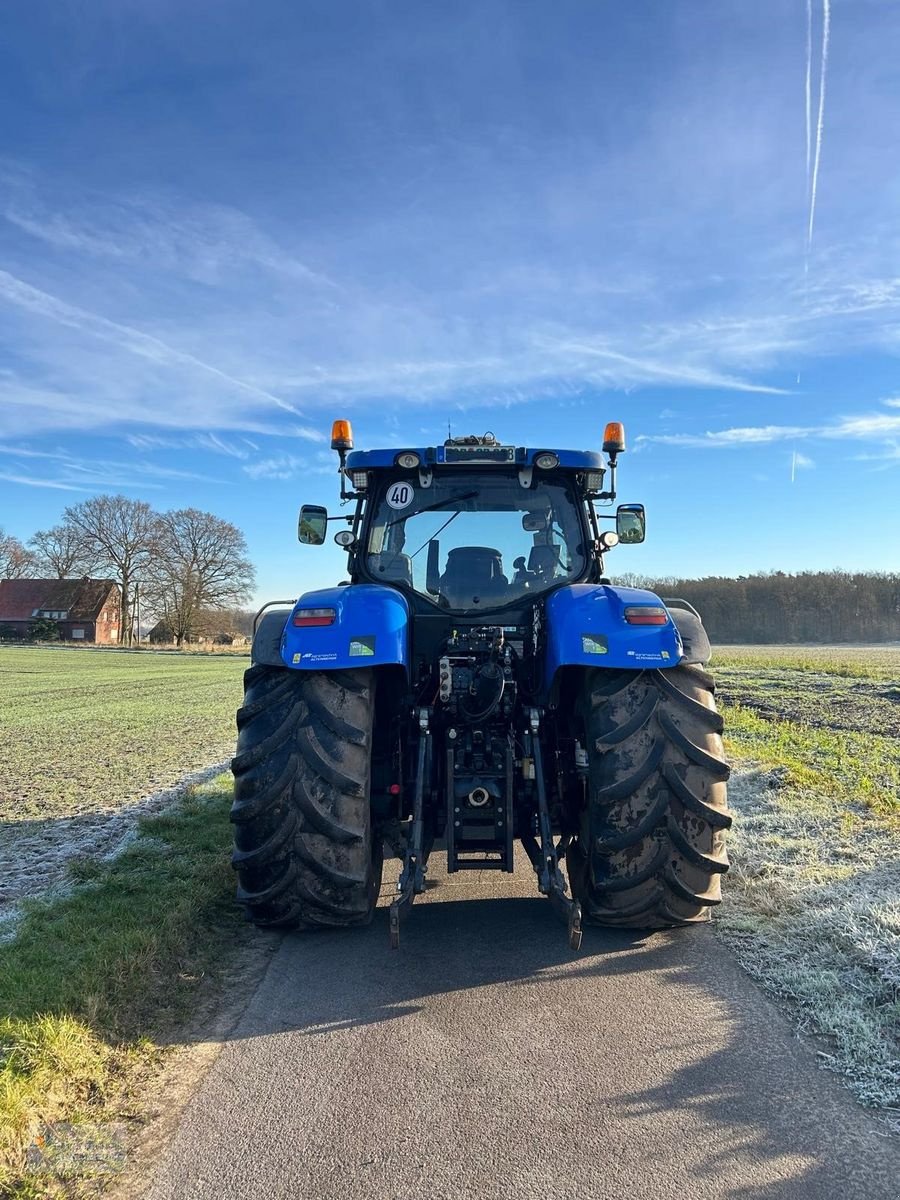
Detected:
left=522, top=707, right=583, bottom=951
left=389, top=707, right=432, bottom=948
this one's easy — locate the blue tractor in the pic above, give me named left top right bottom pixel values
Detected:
left=231, top=423, right=731, bottom=948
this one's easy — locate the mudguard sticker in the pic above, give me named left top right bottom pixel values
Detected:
left=581, top=633, right=608, bottom=655
left=349, top=635, right=376, bottom=657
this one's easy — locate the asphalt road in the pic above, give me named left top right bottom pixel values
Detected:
left=145, top=856, right=900, bottom=1200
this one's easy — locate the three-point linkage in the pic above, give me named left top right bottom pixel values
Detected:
left=389, top=707, right=431, bottom=948
left=521, top=708, right=583, bottom=951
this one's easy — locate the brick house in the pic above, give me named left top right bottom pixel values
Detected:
left=0, top=578, right=121, bottom=643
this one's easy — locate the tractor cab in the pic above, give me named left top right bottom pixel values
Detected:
left=300, top=427, right=640, bottom=617
left=362, top=466, right=588, bottom=612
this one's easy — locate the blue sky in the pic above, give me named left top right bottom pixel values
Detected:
left=1, top=0, right=898, bottom=604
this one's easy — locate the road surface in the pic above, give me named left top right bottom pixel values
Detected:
left=144, top=855, right=899, bottom=1200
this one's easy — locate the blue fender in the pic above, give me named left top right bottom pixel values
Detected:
left=280, top=585, right=409, bottom=673
left=543, top=584, right=683, bottom=687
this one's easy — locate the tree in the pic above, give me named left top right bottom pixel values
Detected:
left=28, top=523, right=97, bottom=579
left=63, top=495, right=160, bottom=646
left=28, top=617, right=61, bottom=642
left=0, top=528, right=37, bottom=579
left=145, top=508, right=255, bottom=645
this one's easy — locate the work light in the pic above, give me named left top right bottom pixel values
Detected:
left=534, top=452, right=559, bottom=469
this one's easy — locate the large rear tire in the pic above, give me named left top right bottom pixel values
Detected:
left=230, top=665, right=382, bottom=929
left=567, top=665, right=731, bottom=928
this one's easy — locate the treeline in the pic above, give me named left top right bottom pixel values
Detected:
left=1, top=495, right=255, bottom=646
left=617, top=570, right=900, bottom=644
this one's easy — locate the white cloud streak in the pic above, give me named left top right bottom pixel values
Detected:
left=805, top=0, right=813, bottom=190
left=2, top=181, right=338, bottom=292
left=807, top=0, right=831, bottom=249
left=0, top=443, right=222, bottom=490
left=638, top=409, right=900, bottom=450
left=0, top=471, right=95, bottom=492
left=242, top=452, right=334, bottom=480
left=0, top=269, right=307, bottom=421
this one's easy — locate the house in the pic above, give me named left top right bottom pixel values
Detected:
left=0, top=578, right=121, bottom=643
left=146, top=621, right=249, bottom=647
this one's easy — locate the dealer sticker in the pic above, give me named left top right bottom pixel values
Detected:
left=386, top=482, right=414, bottom=510
left=349, top=636, right=376, bottom=657
left=581, top=633, right=608, bottom=655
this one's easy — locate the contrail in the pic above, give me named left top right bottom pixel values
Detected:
left=791, top=450, right=797, bottom=483
left=0, top=267, right=306, bottom=419
left=811, top=0, right=816, bottom=188
left=807, top=0, right=831, bottom=248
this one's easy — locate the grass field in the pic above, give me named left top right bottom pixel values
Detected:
left=0, top=648, right=250, bottom=1193
left=1, top=642, right=898, bottom=1189
left=715, top=645, right=900, bottom=817
left=712, top=645, right=900, bottom=1122
left=0, top=647, right=246, bottom=822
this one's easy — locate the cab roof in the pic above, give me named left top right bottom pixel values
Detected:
left=345, top=445, right=605, bottom=470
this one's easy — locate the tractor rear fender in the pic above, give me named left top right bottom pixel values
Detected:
left=543, top=584, right=684, bottom=689
left=251, top=606, right=295, bottom=667
left=273, top=585, right=409, bottom=673
left=663, top=599, right=712, bottom=666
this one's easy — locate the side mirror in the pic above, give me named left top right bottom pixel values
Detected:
left=616, top=503, right=646, bottom=544
left=298, top=504, right=328, bottom=545
left=522, top=511, right=549, bottom=532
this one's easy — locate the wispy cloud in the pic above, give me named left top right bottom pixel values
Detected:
left=242, top=451, right=334, bottom=480
left=0, top=471, right=94, bottom=492
left=638, top=406, right=900, bottom=450
left=640, top=424, right=810, bottom=448
left=126, top=433, right=256, bottom=459
left=0, top=444, right=222, bottom=490
left=2, top=171, right=338, bottom=291
left=0, top=268, right=308, bottom=421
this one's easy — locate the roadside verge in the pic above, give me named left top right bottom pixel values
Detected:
left=0, top=774, right=263, bottom=1197
left=715, top=706, right=900, bottom=1130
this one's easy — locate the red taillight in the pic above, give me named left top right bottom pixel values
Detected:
left=624, top=606, right=668, bottom=626
left=292, top=608, right=336, bottom=627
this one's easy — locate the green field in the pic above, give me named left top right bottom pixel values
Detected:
left=712, top=645, right=900, bottom=1121
left=0, top=647, right=246, bottom=822
left=715, top=644, right=900, bottom=817
left=1, top=641, right=898, bottom=1185
left=0, top=648, right=251, bottom=1191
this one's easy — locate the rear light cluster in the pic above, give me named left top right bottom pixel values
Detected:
left=624, top=606, right=668, bottom=626
left=292, top=608, right=336, bottom=627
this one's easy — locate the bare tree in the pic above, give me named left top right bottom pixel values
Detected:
left=28, top=523, right=97, bottom=579
left=145, top=508, right=255, bottom=645
left=0, top=528, right=37, bottom=579
left=63, top=495, right=160, bottom=646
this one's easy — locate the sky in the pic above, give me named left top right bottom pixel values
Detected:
left=1, top=0, right=899, bottom=605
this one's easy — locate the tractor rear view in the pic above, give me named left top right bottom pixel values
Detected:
left=231, top=422, right=731, bottom=948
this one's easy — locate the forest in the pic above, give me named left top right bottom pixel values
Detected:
left=616, top=570, right=900, bottom=644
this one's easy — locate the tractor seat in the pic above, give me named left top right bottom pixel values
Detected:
left=440, top=546, right=508, bottom=608
left=368, top=552, right=413, bottom=587
left=528, top=544, right=563, bottom=577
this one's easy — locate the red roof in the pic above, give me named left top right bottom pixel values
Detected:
left=0, top=578, right=118, bottom=622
